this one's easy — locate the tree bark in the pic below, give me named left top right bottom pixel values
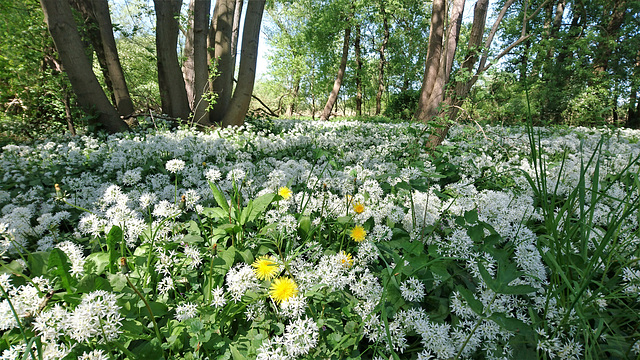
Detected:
left=154, top=0, right=190, bottom=119
left=183, top=0, right=196, bottom=107
left=209, top=0, right=236, bottom=124
left=355, top=24, right=363, bottom=117
left=40, top=0, right=128, bottom=133
left=69, top=0, right=134, bottom=116
left=593, top=0, right=628, bottom=73
left=320, top=25, right=351, bottom=121
left=230, top=0, right=244, bottom=71
left=416, top=0, right=464, bottom=122
left=376, top=0, right=389, bottom=115
left=191, top=0, right=211, bottom=125
left=221, top=0, right=266, bottom=127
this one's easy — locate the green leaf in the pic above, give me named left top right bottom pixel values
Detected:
left=209, top=181, right=229, bottom=212
left=464, top=209, right=478, bottom=224
left=27, top=252, right=49, bottom=277
left=230, top=344, right=247, bottom=360
left=48, top=248, right=75, bottom=293
left=181, top=234, right=204, bottom=243
left=489, top=312, right=533, bottom=337
left=76, top=274, right=113, bottom=293
left=500, top=284, right=538, bottom=295
left=247, top=193, right=276, bottom=222
left=337, top=216, right=352, bottom=224
left=84, top=252, right=110, bottom=275
left=107, top=225, right=123, bottom=274
left=456, top=286, right=484, bottom=315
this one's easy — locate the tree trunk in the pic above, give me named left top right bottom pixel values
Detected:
left=415, top=0, right=464, bottom=122
left=230, top=0, right=244, bottom=70
left=221, top=0, right=266, bottom=127
left=92, top=0, right=134, bottom=116
left=209, top=0, right=236, bottom=124
left=355, top=24, right=363, bottom=117
left=183, top=0, right=196, bottom=107
left=320, top=26, right=351, bottom=121
left=69, top=0, right=134, bottom=116
left=376, top=0, right=389, bottom=115
left=192, top=0, right=211, bottom=125
left=40, top=0, right=128, bottom=133
left=286, top=80, right=300, bottom=117
left=594, top=0, right=628, bottom=73
left=154, top=0, right=190, bottom=119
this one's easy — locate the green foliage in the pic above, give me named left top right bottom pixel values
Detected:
left=384, top=89, right=419, bottom=120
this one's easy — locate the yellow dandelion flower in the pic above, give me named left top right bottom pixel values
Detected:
left=338, top=251, right=353, bottom=268
left=353, top=202, right=365, bottom=214
left=269, top=277, right=298, bottom=304
left=252, top=255, right=279, bottom=280
left=349, top=225, right=366, bottom=242
left=278, top=186, right=292, bottom=200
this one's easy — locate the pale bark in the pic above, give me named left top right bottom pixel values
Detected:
left=183, top=1, right=195, bottom=107
left=375, top=0, right=389, bottom=115
left=40, top=0, right=128, bottom=133
left=209, top=0, right=236, bottom=124
left=230, top=0, right=244, bottom=69
left=154, top=0, right=190, bottom=119
left=355, top=24, right=363, bottom=117
left=221, top=0, right=266, bottom=127
left=320, top=26, right=351, bottom=121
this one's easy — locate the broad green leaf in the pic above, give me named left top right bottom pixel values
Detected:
left=28, top=251, right=49, bottom=277
left=247, top=193, right=276, bottom=222
left=456, top=286, right=484, bottom=315
left=48, top=248, right=75, bottom=293
left=107, top=225, right=123, bottom=274
left=209, top=181, right=229, bottom=212
left=76, top=274, right=113, bottom=293
left=84, top=252, right=110, bottom=275
left=489, top=312, right=533, bottom=337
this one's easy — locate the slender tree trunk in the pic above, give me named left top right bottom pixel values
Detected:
left=286, top=80, right=300, bottom=117
left=183, top=0, right=196, bottom=107
left=320, top=26, right=351, bottom=121
left=154, top=0, right=190, bottom=119
left=209, top=0, right=236, bottom=124
left=93, top=0, right=134, bottom=116
left=221, top=0, right=266, bottom=127
left=230, top=0, right=244, bottom=70
left=40, top=0, right=128, bottom=133
left=70, top=0, right=134, bottom=116
left=355, top=24, right=363, bottom=117
left=416, top=0, right=464, bottom=122
left=376, top=0, right=389, bottom=115
left=594, top=0, right=628, bottom=73
left=192, top=0, right=211, bottom=125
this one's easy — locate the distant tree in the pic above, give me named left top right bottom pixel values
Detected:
left=416, top=0, right=541, bottom=149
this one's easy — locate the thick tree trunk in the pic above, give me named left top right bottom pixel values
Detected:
left=209, top=0, right=236, bottom=124
left=221, top=0, right=265, bottom=127
left=376, top=0, right=389, bottom=115
left=192, top=0, right=211, bottom=125
left=355, top=24, right=363, bottom=117
left=154, top=0, right=190, bottom=119
left=320, top=26, right=351, bottom=121
left=40, top=0, right=128, bottom=133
